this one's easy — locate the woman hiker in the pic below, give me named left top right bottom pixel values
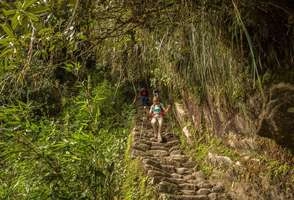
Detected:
left=149, top=96, right=170, bottom=142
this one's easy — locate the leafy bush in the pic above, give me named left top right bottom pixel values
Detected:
left=0, top=80, right=135, bottom=199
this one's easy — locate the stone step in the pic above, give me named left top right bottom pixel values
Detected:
left=162, top=194, right=209, bottom=200
left=193, top=171, right=206, bottom=180
left=171, top=173, right=183, bottom=179
left=182, top=160, right=196, bottom=168
left=132, top=143, right=151, bottom=151
left=155, top=157, right=182, bottom=167
left=150, top=145, right=169, bottom=151
left=183, top=174, right=196, bottom=181
left=164, top=177, right=187, bottom=185
left=148, top=149, right=169, bottom=157
left=179, top=183, right=198, bottom=191
left=140, top=155, right=157, bottom=162
left=161, top=164, right=176, bottom=173
left=147, top=169, right=170, bottom=178
left=169, top=154, right=189, bottom=162
left=150, top=141, right=164, bottom=146
left=143, top=163, right=165, bottom=173
left=143, top=162, right=175, bottom=174
left=170, top=149, right=183, bottom=156
left=165, top=139, right=180, bottom=148
left=181, top=189, right=197, bottom=195
left=196, top=182, right=213, bottom=189
left=158, top=181, right=178, bottom=194
left=162, top=132, right=177, bottom=139
left=211, top=184, right=225, bottom=193
left=131, top=149, right=147, bottom=157
left=151, top=176, right=171, bottom=184
left=176, top=167, right=193, bottom=175
left=169, top=145, right=181, bottom=152
left=132, top=107, right=228, bottom=200
left=196, top=188, right=211, bottom=195
left=134, top=139, right=152, bottom=146
left=133, top=135, right=153, bottom=141
left=168, top=161, right=184, bottom=168
left=142, top=158, right=162, bottom=169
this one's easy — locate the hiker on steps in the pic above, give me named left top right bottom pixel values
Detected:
left=149, top=96, right=170, bottom=142
left=139, top=87, right=149, bottom=107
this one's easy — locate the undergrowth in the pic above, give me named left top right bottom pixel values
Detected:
left=173, top=110, right=293, bottom=199
left=0, top=79, right=135, bottom=199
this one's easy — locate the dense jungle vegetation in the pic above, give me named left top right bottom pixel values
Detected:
left=0, top=0, right=293, bottom=199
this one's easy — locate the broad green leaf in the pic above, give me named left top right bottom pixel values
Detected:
left=0, top=38, right=12, bottom=46
left=2, top=9, right=16, bottom=16
left=0, top=48, right=13, bottom=58
left=78, top=33, right=87, bottom=40
left=1, top=24, right=14, bottom=38
left=26, top=12, right=39, bottom=22
left=64, top=63, right=74, bottom=72
left=49, top=45, right=55, bottom=52
left=23, top=0, right=38, bottom=10
left=38, top=28, right=53, bottom=35
left=16, top=1, right=22, bottom=9
left=28, top=6, right=49, bottom=15
left=11, top=14, right=20, bottom=30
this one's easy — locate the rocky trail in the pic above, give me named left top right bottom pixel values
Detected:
left=131, top=107, right=231, bottom=200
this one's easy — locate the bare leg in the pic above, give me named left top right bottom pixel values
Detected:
left=157, top=117, right=163, bottom=142
left=151, top=117, right=157, bottom=138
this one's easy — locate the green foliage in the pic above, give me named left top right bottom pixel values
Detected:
left=0, top=80, right=135, bottom=199
left=175, top=113, right=293, bottom=196
left=266, top=160, right=292, bottom=179
left=0, top=0, right=293, bottom=198
left=175, top=120, right=239, bottom=176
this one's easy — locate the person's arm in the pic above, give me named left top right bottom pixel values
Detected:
left=161, top=103, right=171, bottom=113
left=165, top=105, right=171, bottom=113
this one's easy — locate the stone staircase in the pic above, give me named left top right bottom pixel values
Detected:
left=131, top=107, right=231, bottom=200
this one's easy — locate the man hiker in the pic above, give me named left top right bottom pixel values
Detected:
left=140, top=87, right=149, bottom=106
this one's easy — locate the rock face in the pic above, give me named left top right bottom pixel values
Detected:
left=257, top=83, right=294, bottom=150
left=131, top=107, right=230, bottom=200
left=207, top=152, right=233, bottom=167
left=178, top=83, right=294, bottom=152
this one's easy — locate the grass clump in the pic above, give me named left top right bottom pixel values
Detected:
left=0, top=79, right=135, bottom=200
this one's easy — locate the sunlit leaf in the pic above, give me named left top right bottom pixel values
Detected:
left=26, top=12, right=39, bottom=22
left=0, top=38, right=12, bottom=46
left=28, top=6, right=49, bottom=15
left=1, top=24, right=15, bottom=38
left=23, top=0, right=38, bottom=10
left=11, top=14, right=20, bottom=30
left=2, top=9, right=16, bottom=16
left=0, top=48, right=14, bottom=58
